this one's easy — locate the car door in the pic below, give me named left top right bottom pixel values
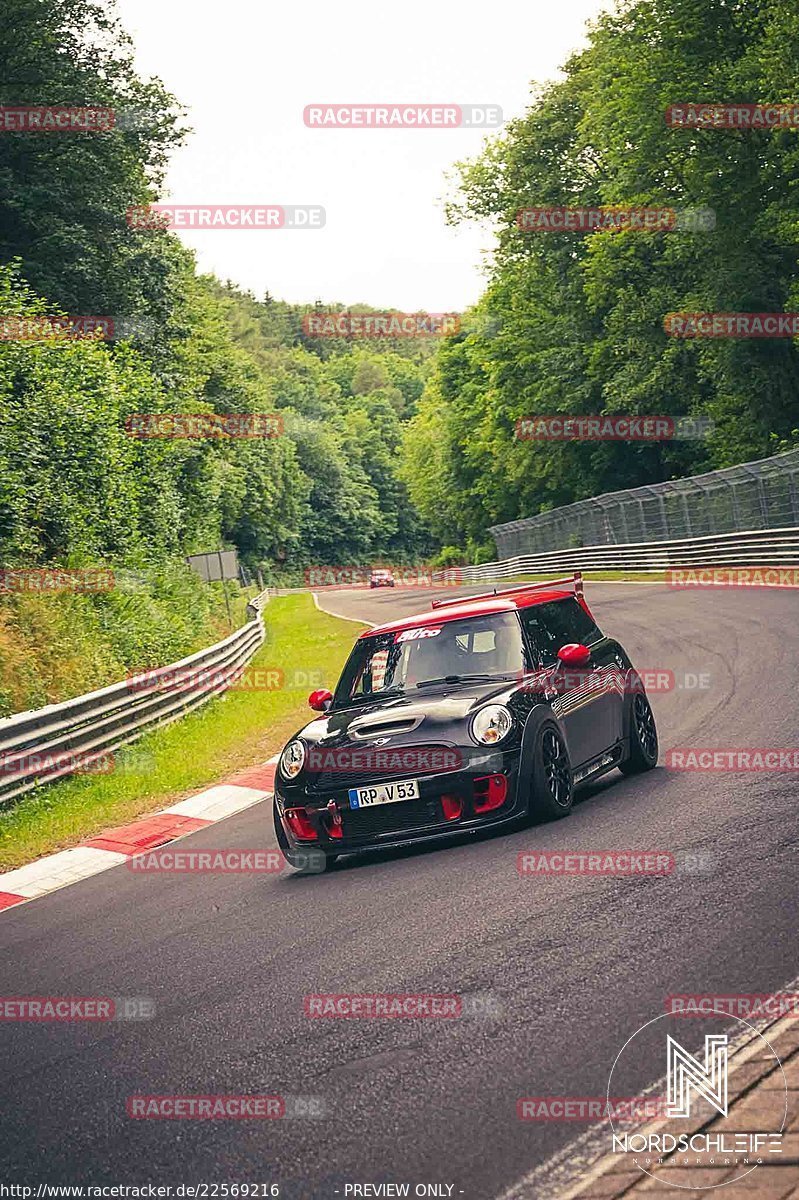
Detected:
left=521, top=599, right=623, bottom=767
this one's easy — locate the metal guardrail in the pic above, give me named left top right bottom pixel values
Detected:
left=435, top=529, right=799, bottom=582
left=490, top=450, right=799, bottom=558
left=0, top=589, right=271, bottom=807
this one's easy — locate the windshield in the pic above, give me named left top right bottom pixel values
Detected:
left=334, top=611, right=526, bottom=706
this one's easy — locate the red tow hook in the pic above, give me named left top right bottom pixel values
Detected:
left=326, top=799, right=343, bottom=839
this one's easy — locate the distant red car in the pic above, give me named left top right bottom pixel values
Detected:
left=273, top=573, right=659, bottom=871
left=369, top=569, right=395, bottom=588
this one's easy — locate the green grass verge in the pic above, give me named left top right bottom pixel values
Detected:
left=0, top=594, right=359, bottom=871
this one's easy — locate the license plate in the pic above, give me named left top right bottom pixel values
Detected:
left=348, top=779, right=420, bottom=808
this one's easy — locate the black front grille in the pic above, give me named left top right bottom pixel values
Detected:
left=306, top=744, right=458, bottom=793
left=343, top=797, right=442, bottom=840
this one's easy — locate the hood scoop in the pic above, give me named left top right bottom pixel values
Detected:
left=349, top=715, right=423, bottom=740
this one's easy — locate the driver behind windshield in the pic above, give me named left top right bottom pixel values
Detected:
left=404, top=624, right=468, bottom=687
left=337, top=612, right=526, bottom=705
left=398, top=616, right=525, bottom=688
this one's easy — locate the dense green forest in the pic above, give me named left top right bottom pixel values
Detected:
left=401, top=0, right=799, bottom=551
left=0, top=263, right=439, bottom=573
left=0, top=0, right=442, bottom=710
left=3, top=0, right=797, bottom=574
left=1, top=0, right=798, bottom=709
left=0, top=0, right=438, bottom=585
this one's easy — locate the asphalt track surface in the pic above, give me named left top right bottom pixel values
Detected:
left=1, top=583, right=798, bottom=1198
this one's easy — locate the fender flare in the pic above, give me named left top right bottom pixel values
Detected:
left=518, top=703, right=571, bottom=803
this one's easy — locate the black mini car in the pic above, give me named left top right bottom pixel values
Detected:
left=273, top=574, right=658, bottom=871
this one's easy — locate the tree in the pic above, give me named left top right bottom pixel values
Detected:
left=411, top=0, right=799, bottom=545
left=0, top=0, right=188, bottom=319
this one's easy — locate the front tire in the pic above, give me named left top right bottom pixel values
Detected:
left=620, top=689, right=658, bottom=775
left=527, top=721, right=574, bottom=821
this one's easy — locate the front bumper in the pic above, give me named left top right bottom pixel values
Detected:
left=274, top=749, right=526, bottom=857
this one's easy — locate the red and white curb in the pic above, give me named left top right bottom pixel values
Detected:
left=0, top=756, right=279, bottom=914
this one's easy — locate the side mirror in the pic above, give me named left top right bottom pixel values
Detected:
left=557, top=643, right=591, bottom=668
left=308, top=688, right=333, bottom=712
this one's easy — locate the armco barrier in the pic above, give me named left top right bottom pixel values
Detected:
left=0, top=589, right=271, bottom=807
left=436, top=528, right=799, bottom=582
left=489, top=449, right=799, bottom=558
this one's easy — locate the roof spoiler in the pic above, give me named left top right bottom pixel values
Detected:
left=430, top=571, right=583, bottom=609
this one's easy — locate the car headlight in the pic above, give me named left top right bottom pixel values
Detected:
left=471, top=704, right=513, bottom=745
left=279, top=739, right=306, bottom=780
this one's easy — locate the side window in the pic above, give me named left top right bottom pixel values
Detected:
left=346, top=635, right=408, bottom=697
left=521, top=600, right=602, bottom=665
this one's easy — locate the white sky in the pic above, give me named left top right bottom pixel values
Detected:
left=115, top=0, right=605, bottom=311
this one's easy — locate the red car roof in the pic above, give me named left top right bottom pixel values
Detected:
left=360, top=588, right=573, bottom=639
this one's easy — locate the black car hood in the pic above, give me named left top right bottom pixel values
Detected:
left=295, top=679, right=518, bottom=746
